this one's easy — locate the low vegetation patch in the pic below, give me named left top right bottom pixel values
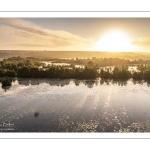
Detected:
left=1, top=76, right=12, bottom=87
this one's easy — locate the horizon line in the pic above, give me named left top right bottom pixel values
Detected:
left=0, top=50, right=149, bottom=53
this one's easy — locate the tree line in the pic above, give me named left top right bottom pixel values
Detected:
left=100, top=64, right=150, bottom=80
left=0, top=58, right=97, bottom=79
left=1, top=57, right=150, bottom=80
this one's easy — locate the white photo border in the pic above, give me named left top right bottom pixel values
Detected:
left=0, top=11, right=150, bottom=139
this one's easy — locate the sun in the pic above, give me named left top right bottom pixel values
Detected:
left=94, top=31, right=134, bottom=52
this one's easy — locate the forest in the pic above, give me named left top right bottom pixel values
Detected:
left=1, top=56, right=150, bottom=80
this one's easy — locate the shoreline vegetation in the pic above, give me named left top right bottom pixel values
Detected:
left=1, top=76, right=12, bottom=87
left=1, top=56, right=150, bottom=80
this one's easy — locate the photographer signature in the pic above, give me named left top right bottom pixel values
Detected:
left=0, top=122, right=14, bottom=127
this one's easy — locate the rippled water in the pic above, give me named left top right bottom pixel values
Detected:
left=1, top=78, right=150, bottom=132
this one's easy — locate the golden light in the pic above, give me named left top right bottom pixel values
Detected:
left=94, top=31, right=134, bottom=52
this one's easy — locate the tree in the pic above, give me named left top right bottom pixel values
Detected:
left=18, top=67, right=30, bottom=77
left=1, top=76, right=12, bottom=86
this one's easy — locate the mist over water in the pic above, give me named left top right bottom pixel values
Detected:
left=1, top=78, right=150, bottom=132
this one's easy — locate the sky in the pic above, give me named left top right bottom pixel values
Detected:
left=0, top=18, right=150, bottom=52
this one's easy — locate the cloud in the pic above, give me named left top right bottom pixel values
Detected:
left=132, top=38, right=150, bottom=48
left=0, top=18, right=92, bottom=50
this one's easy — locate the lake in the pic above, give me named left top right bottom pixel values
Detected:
left=42, top=61, right=139, bottom=71
left=42, top=61, right=84, bottom=69
left=0, top=78, right=150, bottom=132
left=42, top=61, right=70, bottom=66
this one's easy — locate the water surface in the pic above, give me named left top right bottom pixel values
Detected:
left=0, top=78, right=150, bottom=132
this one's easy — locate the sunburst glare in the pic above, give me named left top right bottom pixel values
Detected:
left=94, top=30, right=135, bottom=52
